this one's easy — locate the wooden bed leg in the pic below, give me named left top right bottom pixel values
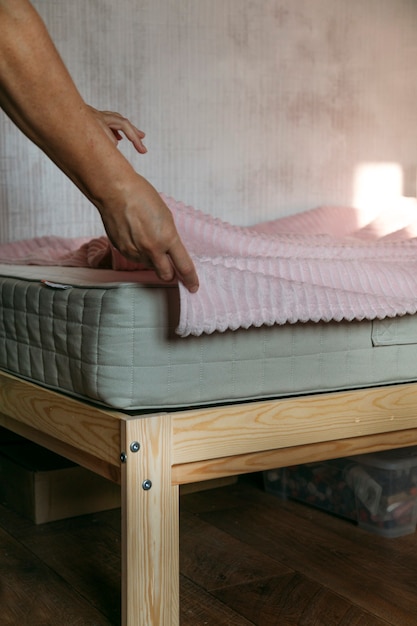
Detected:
left=121, top=414, right=179, bottom=626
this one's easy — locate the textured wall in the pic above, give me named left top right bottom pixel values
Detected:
left=1, top=0, right=417, bottom=241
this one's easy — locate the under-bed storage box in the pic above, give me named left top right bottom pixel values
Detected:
left=264, top=447, right=417, bottom=537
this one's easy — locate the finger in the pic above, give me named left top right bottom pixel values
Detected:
left=167, top=240, right=199, bottom=293
left=150, top=252, right=176, bottom=283
left=112, top=123, right=147, bottom=154
left=102, top=111, right=147, bottom=153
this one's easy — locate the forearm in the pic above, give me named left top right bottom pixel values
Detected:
left=0, top=0, right=139, bottom=213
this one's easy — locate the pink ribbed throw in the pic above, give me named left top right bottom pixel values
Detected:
left=2, top=194, right=417, bottom=336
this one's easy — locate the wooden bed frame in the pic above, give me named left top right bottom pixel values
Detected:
left=1, top=369, right=417, bottom=624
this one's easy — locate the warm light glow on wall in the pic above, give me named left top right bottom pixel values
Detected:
left=352, top=162, right=417, bottom=236
left=353, top=162, right=404, bottom=210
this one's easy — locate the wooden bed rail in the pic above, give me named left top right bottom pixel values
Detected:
left=0, top=370, right=122, bottom=478
left=3, top=369, right=417, bottom=480
left=172, top=426, right=417, bottom=485
left=171, top=382, right=417, bottom=465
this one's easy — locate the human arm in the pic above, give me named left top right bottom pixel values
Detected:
left=0, top=0, right=199, bottom=292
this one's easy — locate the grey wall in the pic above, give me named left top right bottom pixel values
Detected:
left=1, top=0, right=417, bottom=241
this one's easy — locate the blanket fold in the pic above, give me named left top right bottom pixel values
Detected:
left=2, top=195, right=417, bottom=336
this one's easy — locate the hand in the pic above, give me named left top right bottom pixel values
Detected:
left=87, top=105, right=147, bottom=154
left=87, top=107, right=199, bottom=292
left=99, top=176, right=199, bottom=293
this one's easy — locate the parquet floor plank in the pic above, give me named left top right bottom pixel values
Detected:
left=180, top=577, right=254, bottom=626
left=199, top=480, right=417, bottom=625
left=1, top=475, right=417, bottom=625
left=180, top=509, right=292, bottom=591
left=212, top=573, right=392, bottom=626
left=0, top=524, right=113, bottom=626
left=0, top=503, right=121, bottom=623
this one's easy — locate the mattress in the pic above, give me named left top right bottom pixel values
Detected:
left=1, top=264, right=417, bottom=411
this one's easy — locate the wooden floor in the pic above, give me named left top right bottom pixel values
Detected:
left=1, top=473, right=417, bottom=625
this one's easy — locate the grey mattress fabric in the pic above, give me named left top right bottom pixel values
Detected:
left=0, top=265, right=416, bottom=411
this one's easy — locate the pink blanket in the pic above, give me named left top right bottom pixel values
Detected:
left=2, top=194, right=417, bottom=336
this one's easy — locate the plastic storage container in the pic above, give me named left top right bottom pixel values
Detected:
left=264, top=446, right=417, bottom=538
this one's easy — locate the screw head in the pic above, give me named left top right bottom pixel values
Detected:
left=142, top=479, right=152, bottom=491
left=120, top=452, right=127, bottom=463
left=130, top=441, right=140, bottom=453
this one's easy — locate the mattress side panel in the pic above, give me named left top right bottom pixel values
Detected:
left=2, top=276, right=417, bottom=410
left=0, top=278, right=133, bottom=403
